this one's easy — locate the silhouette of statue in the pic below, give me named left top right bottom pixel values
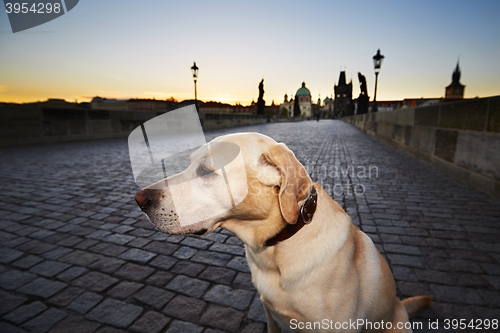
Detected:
left=293, top=96, right=300, bottom=117
left=257, top=79, right=265, bottom=115
left=357, top=72, right=369, bottom=114
left=358, top=73, right=368, bottom=96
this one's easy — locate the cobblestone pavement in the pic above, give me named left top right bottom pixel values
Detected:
left=0, top=120, right=499, bottom=333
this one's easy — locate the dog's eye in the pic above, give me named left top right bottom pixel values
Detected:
left=196, top=165, right=216, bottom=178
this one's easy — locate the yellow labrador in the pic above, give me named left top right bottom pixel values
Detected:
left=134, top=133, right=431, bottom=333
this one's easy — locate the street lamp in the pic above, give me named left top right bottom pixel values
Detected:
left=371, top=49, right=384, bottom=113
left=191, top=62, right=199, bottom=103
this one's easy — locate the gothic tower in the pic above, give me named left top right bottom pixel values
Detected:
left=334, top=71, right=353, bottom=117
left=445, top=62, right=465, bottom=100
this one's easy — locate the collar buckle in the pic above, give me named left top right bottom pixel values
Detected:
left=264, top=186, right=318, bottom=246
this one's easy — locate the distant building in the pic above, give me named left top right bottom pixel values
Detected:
left=91, top=97, right=172, bottom=111
left=321, top=96, right=334, bottom=118
left=280, top=94, right=294, bottom=117
left=445, top=62, right=465, bottom=100
left=198, top=101, right=253, bottom=114
left=334, top=71, right=353, bottom=117
left=295, top=82, right=312, bottom=117
left=402, top=98, right=441, bottom=108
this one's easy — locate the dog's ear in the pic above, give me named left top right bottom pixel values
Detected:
left=262, top=143, right=312, bottom=224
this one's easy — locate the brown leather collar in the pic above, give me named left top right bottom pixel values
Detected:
left=264, top=186, right=318, bottom=247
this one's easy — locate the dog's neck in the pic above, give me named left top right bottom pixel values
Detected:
left=264, top=186, right=318, bottom=247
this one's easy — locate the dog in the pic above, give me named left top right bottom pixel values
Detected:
left=134, top=132, right=431, bottom=333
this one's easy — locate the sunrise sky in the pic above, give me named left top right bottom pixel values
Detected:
left=0, top=0, right=499, bottom=105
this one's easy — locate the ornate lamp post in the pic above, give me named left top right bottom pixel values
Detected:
left=191, top=62, right=199, bottom=103
left=371, top=49, right=384, bottom=113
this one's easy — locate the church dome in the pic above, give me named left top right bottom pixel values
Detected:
left=296, top=82, right=311, bottom=96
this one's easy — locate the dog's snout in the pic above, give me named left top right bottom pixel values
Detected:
left=134, top=190, right=151, bottom=210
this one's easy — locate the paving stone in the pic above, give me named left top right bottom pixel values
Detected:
left=226, top=256, right=251, bottom=273
left=49, top=314, right=101, bottom=333
left=149, top=255, right=178, bottom=271
left=72, top=272, right=118, bottom=292
left=180, top=237, right=212, bottom=250
left=74, top=238, right=100, bottom=249
left=477, top=289, right=500, bottom=307
left=88, top=242, right=127, bottom=257
left=248, top=297, right=267, bottom=322
left=21, top=307, right=67, bottom=333
left=199, top=304, right=244, bottom=332
left=146, top=271, right=174, bottom=287
left=16, top=239, right=56, bottom=254
left=202, top=232, right=228, bottom=243
left=112, top=225, right=134, bottom=234
left=224, top=236, right=241, bottom=245
left=57, top=266, right=89, bottom=282
left=86, top=298, right=143, bottom=328
left=129, top=311, right=170, bottom=333
left=4, top=301, right=47, bottom=324
left=241, top=322, right=266, bottom=333
left=41, top=247, right=73, bottom=260
left=391, top=266, right=418, bottom=282
left=148, top=232, right=169, bottom=241
left=430, top=285, right=485, bottom=305
left=191, top=251, right=231, bottom=266
left=29, top=260, right=71, bottom=277
left=166, top=275, right=209, bottom=298
left=172, top=246, right=198, bottom=259
left=209, top=243, right=245, bottom=255
left=127, top=237, right=151, bottom=248
left=233, top=272, right=255, bottom=290
left=0, top=322, right=29, bottom=333
left=103, top=233, right=135, bottom=245
left=482, top=275, right=500, bottom=289
left=107, top=281, right=144, bottom=299
left=68, top=292, right=103, bottom=314
left=387, top=254, right=424, bottom=268
left=143, top=241, right=180, bottom=256
left=59, top=250, right=101, bottom=266
left=17, top=277, right=67, bottom=298
left=164, top=320, right=203, bottom=333
left=133, top=285, right=175, bottom=309
left=170, top=261, right=205, bottom=277
left=12, top=255, right=44, bottom=269
left=383, top=244, right=422, bottom=255
left=0, top=247, right=24, bottom=263
left=0, top=290, right=27, bottom=315
left=48, top=286, right=84, bottom=307
left=88, top=256, right=126, bottom=273
left=113, top=263, right=155, bottom=281
left=204, top=285, right=254, bottom=310
left=30, top=229, right=55, bottom=240
left=117, top=248, right=156, bottom=264
left=163, top=295, right=206, bottom=322
left=199, top=266, right=236, bottom=285
left=130, top=228, right=155, bottom=238
left=56, top=235, right=84, bottom=247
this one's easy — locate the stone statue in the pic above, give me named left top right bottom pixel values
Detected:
left=357, top=72, right=369, bottom=114
left=358, top=72, right=368, bottom=96
left=257, top=79, right=265, bottom=115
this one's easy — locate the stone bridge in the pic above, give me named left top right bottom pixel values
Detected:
left=0, top=120, right=499, bottom=333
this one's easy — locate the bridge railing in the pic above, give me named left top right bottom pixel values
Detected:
left=0, top=106, right=293, bottom=147
left=342, top=96, right=500, bottom=199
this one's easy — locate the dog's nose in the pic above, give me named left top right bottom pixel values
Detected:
left=134, top=190, right=151, bottom=210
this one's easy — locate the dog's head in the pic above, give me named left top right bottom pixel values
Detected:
left=134, top=133, right=312, bottom=245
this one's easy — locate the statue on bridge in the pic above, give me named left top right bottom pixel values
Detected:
left=257, top=79, right=265, bottom=115
left=357, top=72, right=369, bottom=114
